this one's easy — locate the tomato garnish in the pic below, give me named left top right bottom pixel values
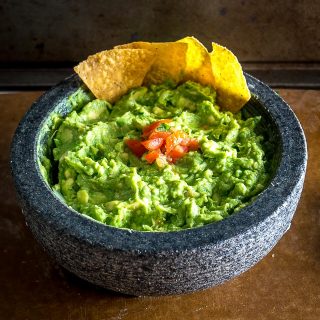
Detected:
left=165, top=130, right=189, bottom=155
left=141, top=138, right=164, bottom=151
left=160, top=144, right=166, bottom=154
left=145, top=149, right=161, bottom=164
left=187, top=139, right=200, bottom=151
left=125, top=120, right=200, bottom=165
left=125, top=139, right=146, bottom=157
left=148, top=131, right=171, bottom=140
left=168, top=145, right=188, bottom=160
left=142, top=119, right=172, bottom=138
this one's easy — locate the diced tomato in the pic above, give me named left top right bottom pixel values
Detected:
left=142, top=119, right=172, bottom=138
left=187, top=139, right=200, bottom=151
left=145, top=149, right=161, bottom=164
left=149, top=131, right=171, bottom=140
left=125, top=139, right=146, bottom=157
left=165, top=130, right=189, bottom=155
left=168, top=145, right=188, bottom=161
left=141, top=138, right=164, bottom=151
left=125, top=121, right=200, bottom=164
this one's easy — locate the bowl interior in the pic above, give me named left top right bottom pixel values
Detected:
left=36, top=77, right=282, bottom=227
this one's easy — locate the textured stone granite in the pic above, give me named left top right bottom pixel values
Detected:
left=10, top=74, right=307, bottom=296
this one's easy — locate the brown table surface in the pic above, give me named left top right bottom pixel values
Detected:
left=1, top=90, right=319, bottom=320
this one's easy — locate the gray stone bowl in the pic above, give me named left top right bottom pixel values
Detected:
left=11, top=74, right=307, bottom=296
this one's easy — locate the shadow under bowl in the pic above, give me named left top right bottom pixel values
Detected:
left=10, top=74, right=307, bottom=296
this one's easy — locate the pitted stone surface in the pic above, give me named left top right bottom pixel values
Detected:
left=10, top=74, right=307, bottom=296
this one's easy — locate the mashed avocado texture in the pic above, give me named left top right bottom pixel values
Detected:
left=43, top=81, right=271, bottom=231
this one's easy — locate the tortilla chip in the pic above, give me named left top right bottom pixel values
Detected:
left=115, top=42, right=188, bottom=85
left=74, top=48, right=155, bottom=103
left=177, top=36, right=215, bottom=87
left=210, top=43, right=251, bottom=112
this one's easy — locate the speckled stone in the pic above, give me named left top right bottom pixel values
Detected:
left=10, top=74, right=307, bottom=296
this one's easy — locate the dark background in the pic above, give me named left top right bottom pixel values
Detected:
left=1, top=2, right=320, bottom=319
left=1, top=0, right=319, bottom=64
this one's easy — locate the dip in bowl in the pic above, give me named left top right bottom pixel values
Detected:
left=11, top=74, right=307, bottom=296
left=42, top=80, right=272, bottom=232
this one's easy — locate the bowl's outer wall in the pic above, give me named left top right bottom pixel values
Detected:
left=23, top=178, right=303, bottom=295
left=11, top=74, right=307, bottom=296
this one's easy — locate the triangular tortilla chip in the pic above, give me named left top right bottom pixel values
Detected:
left=177, top=36, right=215, bottom=87
left=115, top=42, right=188, bottom=85
left=74, top=48, right=155, bottom=102
left=210, top=43, right=251, bottom=112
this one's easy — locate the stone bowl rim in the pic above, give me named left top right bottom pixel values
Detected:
left=10, top=73, right=307, bottom=254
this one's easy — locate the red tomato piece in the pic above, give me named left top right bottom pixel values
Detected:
left=179, top=139, right=190, bottom=146
left=145, top=149, right=161, bottom=164
left=149, top=131, right=171, bottom=140
left=127, top=122, right=199, bottom=164
left=168, top=144, right=188, bottom=160
left=141, top=138, right=164, bottom=151
left=125, top=139, right=146, bottom=157
left=188, top=139, right=200, bottom=151
left=165, top=130, right=189, bottom=155
left=142, top=119, right=172, bottom=138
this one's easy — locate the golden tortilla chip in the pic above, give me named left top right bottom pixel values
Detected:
left=210, top=43, right=251, bottom=112
left=74, top=48, right=155, bottom=103
left=177, top=36, right=215, bottom=87
left=115, top=42, right=187, bottom=85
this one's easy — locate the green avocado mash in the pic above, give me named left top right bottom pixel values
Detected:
left=41, top=81, right=272, bottom=231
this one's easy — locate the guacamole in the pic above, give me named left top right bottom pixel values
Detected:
left=41, top=81, right=271, bottom=231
